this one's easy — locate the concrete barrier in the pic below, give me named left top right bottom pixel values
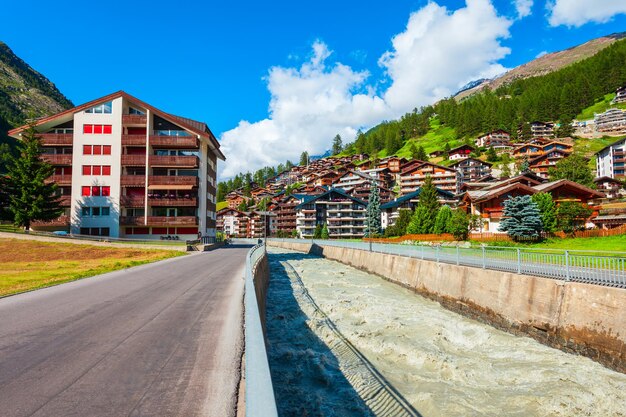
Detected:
left=268, top=240, right=626, bottom=372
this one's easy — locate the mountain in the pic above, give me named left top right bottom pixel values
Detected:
left=455, top=32, right=626, bottom=101
left=0, top=41, right=73, bottom=149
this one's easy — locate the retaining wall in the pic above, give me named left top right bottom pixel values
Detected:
left=268, top=240, right=626, bottom=372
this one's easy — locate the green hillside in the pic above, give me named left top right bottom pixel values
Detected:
left=576, top=93, right=626, bottom=120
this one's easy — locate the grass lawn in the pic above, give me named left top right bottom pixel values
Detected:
left=396, top=117, right=463, bottom=158
left=478, top=235, right=626, bottom=254
left=0, top=238, right=185, bottom=297
left=576, top=93, right=626, bottom=120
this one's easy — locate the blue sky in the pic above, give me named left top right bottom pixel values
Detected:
left=2, top=0, right=626, bottom=177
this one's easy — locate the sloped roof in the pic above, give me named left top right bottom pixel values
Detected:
left=295, top=188, right=366, bottom=209
left=532, top=179, right=605, bottom=197
left=380, top=187, right=455, bottom=209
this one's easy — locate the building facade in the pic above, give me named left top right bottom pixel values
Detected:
left=9, top=91, right=224, bottom=240
left=295, top=189, right=367, bottom=239
left=596, top=137, right=626, bottom=179
left=475, top=130, right=511, bottom=149
left=595, top=108, right=626, bottom=134
left=399, top=162, right=459, bottom=194
left=449, top=158, right=492, bottom=183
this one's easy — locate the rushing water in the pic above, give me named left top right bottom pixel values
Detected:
left=265, top=248, right=626, bottom=417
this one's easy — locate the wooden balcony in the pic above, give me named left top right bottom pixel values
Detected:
left=120, top=196, right=145, bottom=207
left=58, top=195, right=71, bottom=207
left=121, top=135, right=146, bottom=146
left=120, top=175, right=146, bottom=186
left=32, top=215, right=70, bottom=227
left=120, top=216, right=198, bottom=226
left=122, top=114, right=147, bottom=125
left=149, top=155, right=199, bottom=168
left=47, top=175, right=72, bottom=185
left=40, top=133, right=73, bottom=146
left=150, top=197, right=198, bottom=207
left=150, top=136, right=199, bottom=148
left=148, top=175, right=198, bottom=187
left=41, top=154, right=72, bottom=165
left=121, top=155, right=146, bottom=166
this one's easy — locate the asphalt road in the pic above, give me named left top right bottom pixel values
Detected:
left=0, top=245, right=250, bottom=417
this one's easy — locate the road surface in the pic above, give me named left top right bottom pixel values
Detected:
left=0, top=245, right=250, bottom=417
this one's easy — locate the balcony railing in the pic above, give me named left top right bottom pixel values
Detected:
left=120, top=216, right=198, bottom=226
left=149, top=155, right=199, bottom=168
left=32, top=215, right=70, bottom=227
left=47, top=175, right=72, bottom=185
left=41, top=154, right=72, bottom=165
left=58, top=195, right=71, bottom=207
left=150, top=197, right=198, bottom=207
left=120, top=175, right=146, bottom=186
left=121, top=135, right=146, bottom=146
left=120, top=196, right=145, bottom=207
left=121, top=155, right=146, bottom=166
left=150, top=136, right=199, bottom=148
left=148, top=175, right=199, bottom=187
left=40, top=133, right=73, bottom=146
left=122, top=114, right=147, bottom=125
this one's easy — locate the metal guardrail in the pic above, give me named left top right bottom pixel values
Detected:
left=269, top=239, right=626, bottom=289
left=244, top=243, right=278, bottom=417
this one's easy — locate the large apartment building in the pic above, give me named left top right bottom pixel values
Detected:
left=596, top=137, right=626, bottom=179
left=9, top=91, right=224, bottom=240
left=295, top=189, right=367, bottom=239
left=595, top=108, right=626, bottom=133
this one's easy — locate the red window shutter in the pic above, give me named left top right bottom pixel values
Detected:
left=66, top=167, right=73, bottom=174
left=83, top=124, right=93, bottom=134
left=93, top=125, right=103, bottom=134
left=93, top=145, right=102, bottom=155
left=103, top=125, right=112, bottom=134
left=92, top=186, right=101, bottom=196
left=102, top=165, right=111, bottom=175
left=102, top=186, right=110, bottom=196
left=103, top=145, right=111, bottom=155
left=82, top=165, right=91, bottom=175
left=83, top=145, right=92, bottom=155
left=152, top=227, right=167, bottom=235
left=93, top=166, right=101, bottom=175
left=82, top=186, right=91, bottom=196
left=126, top=228, right=134, bottom=235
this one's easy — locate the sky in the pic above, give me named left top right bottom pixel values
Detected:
left=1, top=0, right=626, bottom=179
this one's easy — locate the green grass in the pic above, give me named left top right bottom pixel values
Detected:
left=396, top=118, right=462, bottom=159
left=0, top=224, right=23, bottom=233
left=217, top=201, right=229, bottom=211
left=478, top=235, right=626, bottom=254
left=0, top=238, right=185, bottom=297
left=576, top=93, right=626, bottom=120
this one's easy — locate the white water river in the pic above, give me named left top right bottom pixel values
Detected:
left=265, top=248, right=626, bottom=417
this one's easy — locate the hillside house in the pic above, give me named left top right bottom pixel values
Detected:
left=448, top=144, right=474, bottom=160
left=595, top=137, right=626, bottom=179
left=399, top=162, right=459, bottom=194
left=449, top=158, right=492, bottom=183
left=380, top=188, right=457, bottom=230
left=475, top=130, right=512, bottom=149
left=595, top=108, right=626, bottom=133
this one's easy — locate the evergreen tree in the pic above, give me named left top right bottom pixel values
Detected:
left=394, top=208, right=412, bottom=236
left=406, top=205, right=431, bottom=234
left=321, top=222, right=329, bottom=239
left=448, top=209, right=470, bottom=240
left=409, top=143, right=419, bottom=160
left=300, top=151, right=309, bottom=166
left=499, top=195, right=543, bottom=241
left=313, top=223, right=323, bottom=238
left=531, top=192, right=558, bottom=233
left=331, top=134, right=343, bottom=155
left=416, top=145, right=428, bottom=161
left=415, top=175, right=440, bottom=233
left=500, top=163, right=512, bottom=178
left=433, top=205, right=452, bottom=234
left=518, top=156, right=530, bottom=173
left=486, top=147, right=499, bottom=162
left=556, top=201, right=592, bottom=233
left=4, top=124, right=63, bottom=231
left=365, top=181, right=381, bottom=237
left=556, top=117, right=574, bottom=137
left=548, top=153, right=595, bottom=188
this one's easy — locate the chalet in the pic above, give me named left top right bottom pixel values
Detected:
left=612, top=85, right=626, bottom=104
left=449, top=158, right=492, bottom=183
left=448, top=144, right=474, bottom=160
left=528, top=149, right=572, bottom=179
left=399, top=162, right=459, bottom=194
left=475, top=130, right=511, bottom=149
left=530, top=121, right=555, bottom=139
left=335, top=168, right=394, bottom=191
left=380, top=188, right=457, bottom=230
left=226, top=191, right=250, bottom=209
left=593, top=176, right=625, bottom=199
left=377, top=156, right=408, bottom=173
left=295, top=188, right=367, bottom=239
left=512, top=141, right=573, bottom=160
left=216, top=208, right=247, bottom=237
left=429, top=150, right=444, bottom=158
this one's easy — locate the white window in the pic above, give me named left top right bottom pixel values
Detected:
left=85, top=101, right=112, bottom=114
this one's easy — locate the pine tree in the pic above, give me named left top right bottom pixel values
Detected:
left=409, top=143, right=419, bottom=160
left=321, top=222, right=329, bottom=239
left=486, top=147, right=498, bottom=162
left=300, top=151, right=309, bottom=166
left=365, top=181, right=381, bottom=237
left=394, top=208, right=412, bottom=236
left=415, top=175, right=440, bottom=233
left=499, top=195, right=543, bottom=241
left=433, top=205, right=452, bottom=234
left=448, top=208, right=470, bottom=240
left=416, top=145, right=428, bottom=161
left=331, top=134, right=343, bottom=155
left=548, top=153, right=595, bottom=188
left=406, top=205, right=430, bottom=234
left=313, top=223, right=323, bottom=238
left=531, top=192, right=557, bottom=233
left=4, top=124, right=63, bottom=231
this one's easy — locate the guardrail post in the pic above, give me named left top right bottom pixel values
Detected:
left=482, top=245, right=486, bottom=269
left=421, top=244, right=424, bottom=260
left=436, top=245, right=440, bottom=263
left=565, top=250, right=570, bottom=281
left=456, top=245, right=460, bottom=265
left=517, top=248, right=521, bottom=274
left=369, top=240, right=372, bottom=252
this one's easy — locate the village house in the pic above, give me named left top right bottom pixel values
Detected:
left=399, top=161, right=459, bottom=194
left=380, top=188, right=457, bottom=230
left=448, top=144, right=474, bottom=160
left=449, top=158, right=492, bottom=183
left=595, top=108, right=626, bottom=134
left=475, top=130, right=512, bottom=149
left=529, top=121, right=555, bottom=139
left=595, top=137, right=626, bottom=179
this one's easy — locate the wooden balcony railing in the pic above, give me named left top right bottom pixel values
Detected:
left=120, top=196, right=145, bottom=207
left=120, top=175, right=146, bottom=186
left=32, top=215, right=70, bottom=227
left=149, top=155, right=199, bottom=168
left=150, top=136, right=199, bottom=148
left=121, top=134, right=146, bottom=146
left=122, top=114, right=147, bottom=125
left=148, top=175, right=199, bottom=187
left=58, top=195, right=71, bottom=207
left=120, top=216, right=198, bottom=226
left=150, top=197, right=198, bottom=207
left=121, top=155, right=146, bottom=166
left=40, top=133, right=73, bottom=146
left=41, top=154, right=72, bottom=165
left=47, top=175, right=72, bottom=185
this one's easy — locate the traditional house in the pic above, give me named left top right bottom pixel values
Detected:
left=295, top=188, right=367, bottom=239
left=448, top=144, right=474, bottom=160
left=530, top=121, right=555, bottom=139
left=380, top=188, right=457, bottom=230
left=593, top=176, right=625, bottom=199
left=216, top=208, right=247, bottom=238
left=399, top=162, right=459, bottom=194
left=475, top=130, right=512, bottom=149
left=528, top=149, right=572, bottom=179
left=449, top=158, right=492, bottom=183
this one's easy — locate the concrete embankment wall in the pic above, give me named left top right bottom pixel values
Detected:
left=252, top=255, right=270, bottom=330
left=268, top=240, right=626, bottom=372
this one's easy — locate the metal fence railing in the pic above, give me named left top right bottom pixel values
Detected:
left=244, top=243, right=278, bottom=417
left=268, top=239, right=626, bottom=289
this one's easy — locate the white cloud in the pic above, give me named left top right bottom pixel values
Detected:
left=548, top=0, right=626, bottom=27
left=535, top=50, right=549, bottom=58
left=514, top=0, right=533, bottom=18
left=218, top=0, right=513, bottom=178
